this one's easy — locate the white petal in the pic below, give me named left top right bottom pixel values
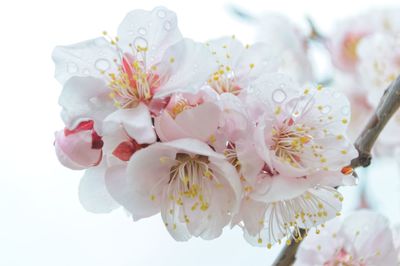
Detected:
left=78, top=161, right=120, bottom=213
left=117, top=6, right=182, bottom=66
left=174, top=102, right=221, bottom=141
left=103, top=103, right=156, bottom=144
left=52, top=37, right=117, bottom=84
left=59, top=76, right=114, bottom=131
left=340, top=210, right=397, bottom=265
left=105, top=164, right=161, bottom=220
left=207, top=36, right=244, bottom=67
left=155, top=39, right=217, bottom=98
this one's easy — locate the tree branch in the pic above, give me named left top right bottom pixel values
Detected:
left=272, top=75, right=400, bottom=266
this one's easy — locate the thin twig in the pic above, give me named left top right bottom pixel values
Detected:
left=272, top=76, right=400, bottom=266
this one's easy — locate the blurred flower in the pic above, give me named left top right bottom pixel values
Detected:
left=206, top=36, right=277, bottom=95
left=254, top=13, right=313, bottom=85
left=295, top=210, right=398, bottom=266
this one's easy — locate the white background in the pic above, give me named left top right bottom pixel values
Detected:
left=1, top=0, right=399, bottom=265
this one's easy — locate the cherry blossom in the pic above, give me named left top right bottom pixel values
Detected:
left=295, top=210, right=398, bottom=266
left=255, top=13, right=313, bottom=85
left=105, top=139, right=241, bottom=241
left=54, top=120, right=103, bottom=170
left=52, top=6, right=216, bottom=136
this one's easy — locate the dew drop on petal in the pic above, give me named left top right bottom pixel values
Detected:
left=134, top=37, right=148, bottom=50
left=272, top=89, right=287, bottom=103
left=95, top=59, right=110, bottom=71
left=138, top=27, right=147, bottom=35
left=66, top=62, right=78, bottom=73
left=341, top=106, right=350, bottom=115
left=321, top=105, right=332, bottom=114
left=157, top=9, right=166, bottom=18
left=163, top=21, right=172, bottom=31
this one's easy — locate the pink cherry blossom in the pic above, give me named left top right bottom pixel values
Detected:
left=328, top=8, right=400, bottom=73
left=248, top=74, right=357, bottom=178
left=154, top=88, right=221, bottom=142
left=206, top=36, right=277, bottom=95
left=54, top=120, right=103, bottom=170
left=295, top=210, right=398, bottom=266
left=255, top=13, right=313, bottom=85
left=105, top=138, right=241, bottom=241
left=52, top=7, right=217, bottom=133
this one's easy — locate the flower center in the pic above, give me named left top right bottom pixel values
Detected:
left=324, top=248, right=366, bottom=266
left=165, top=153, right=220, bottom=213
left=208, top=66, right=241, bottom=95
left=224, top=142, right=241, bottom=171
left=271, top=118, right=312, bottom=168
left=101, top=33, right=161, bottom=109
left=108, top=56, right=160, bottom=108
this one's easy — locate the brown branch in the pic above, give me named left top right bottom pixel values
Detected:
left=272, top=76, right=400, bottom=266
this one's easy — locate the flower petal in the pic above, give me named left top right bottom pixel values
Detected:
left=78, top=161, right=120, bottom=213
left=52, top=37, right=117, bottom=84
left=117, top=6, right=182, bottom=66
left=155, top=39, right=217, bottom=98
left=58, top=76, right=115, bottom=131
left=103, top=103, right=156, bottom=144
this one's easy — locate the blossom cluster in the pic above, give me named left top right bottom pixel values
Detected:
left=53, top=7, right=357, bottom=247
left=327, top=8, right=400, bottom=150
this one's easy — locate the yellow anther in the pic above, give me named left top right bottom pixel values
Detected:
left=258, top=238, right=262, bottom=244
left=249, top=63, right=255, bottom=69
left=169, top=56, right=175, bottom=63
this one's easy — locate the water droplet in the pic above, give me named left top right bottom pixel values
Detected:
left=321, top=105, right=332, bottom=114
left=163, top=21, right=172, bottom=31
left=272, top=89, right=287, bottom=103
left=95, top=59, right=110, bottom=71
left=341, top=106, right=350, bottom=115
left=138, top=27, right=147, bottom=35
left=133, top=37, right=148, bottom=50
left=157, top=9, right=166, bottom=18
left=67, top=62, right=78, bottom=73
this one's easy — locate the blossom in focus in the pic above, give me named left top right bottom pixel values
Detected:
left=230, top=74, right=357, bottom=247
left=54, top=120, right=103, bottom=170
left=105, top=139, right=241, bottom=241
left=154, top=88, right=221, bottom=142
left=52, top=6, right=216, bottom=135
left=295, top=210, right=398, bottom=266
